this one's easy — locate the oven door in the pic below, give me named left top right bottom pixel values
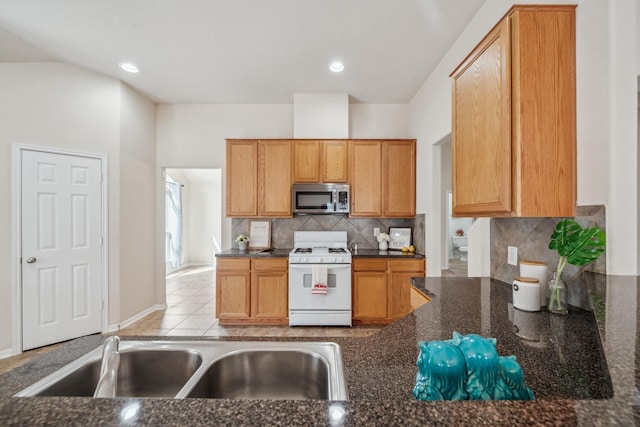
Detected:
left=288, top=263, right=351, bottom=310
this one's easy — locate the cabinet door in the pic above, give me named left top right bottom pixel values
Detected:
left=216, top=271, right=251, bottom=319
left=322, top=141, right=348, bottom=182
left=352, top=272, right=387, bottom=319
left=251, top=270, right=288, bottom=320
left=388, top=259, right=425, bottom=319
left=451, top=18, right=512, bottom=216
left=293, top=140, right=320, bottom=183
left=226, top=141, right=258, bottom=217
left=349, top=141, right=382, bottom=217
left=511, top=7, right=576, bottom=217
left=258, top=140, right=292, bottom=216
left=382, top=140, right=416, bottom=217
left=388, top=272, right=419, bottom=319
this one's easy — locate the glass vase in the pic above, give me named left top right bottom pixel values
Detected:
left=548, top=275, right=567, bottom=315
left=378, top=241, right=388, bottom=250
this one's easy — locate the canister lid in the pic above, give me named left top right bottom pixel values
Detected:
left=514, top=276, right=539, bottom=283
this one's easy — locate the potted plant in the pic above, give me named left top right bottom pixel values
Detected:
left=235, top=234, right=249, bottom=251
left=547, top=219, right=606, bottom=314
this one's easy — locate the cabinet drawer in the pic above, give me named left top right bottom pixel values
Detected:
left=253, top=258, right=288, bottom=271
left=217, top=258, right=251, bottom=270
left=353, top=259, right=387, bottom=272
left=389, top=259, right=425, bottom=272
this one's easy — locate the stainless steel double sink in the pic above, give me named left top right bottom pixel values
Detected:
left=15, top=340, right=348, bottom=400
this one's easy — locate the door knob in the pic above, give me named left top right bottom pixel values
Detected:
left=26, top=257, right=37, bottom=264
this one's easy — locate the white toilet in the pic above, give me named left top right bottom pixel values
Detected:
left=452, top=236, right=468, bottom=261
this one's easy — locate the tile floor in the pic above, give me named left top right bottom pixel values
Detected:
left=0, top=265, right=382, bottom=375
left=442, top=258, right=468, bottom=277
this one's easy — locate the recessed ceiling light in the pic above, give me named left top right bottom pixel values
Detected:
left=329, top=61, right=344, bottom=73
left=120, top=62, right=139, bottom=73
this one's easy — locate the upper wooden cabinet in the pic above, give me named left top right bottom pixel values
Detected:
left=450, top=5, right=576, bottom=217
left=226, top=140, right=258, bottom=217
left=382, top=140, right=416, bottom=217
left=293, top=140, right=348, bottom=183
left=349, top=140, right=383, bottom=217
left=349, top=139, right=416, bottom=217
left=258, top=140, right=292, bottom=216
left=226, top=139, right=292, bottom=217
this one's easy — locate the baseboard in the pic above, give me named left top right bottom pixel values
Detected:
left=115, top=303, right=168, bottom=331
left=0, top=347, right=18, bottom=360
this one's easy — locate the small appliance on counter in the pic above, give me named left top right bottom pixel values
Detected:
left=512, top=276, right=541, bottom=312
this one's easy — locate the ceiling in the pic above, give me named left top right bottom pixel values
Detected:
left=0, top=0, right=486, bottom=104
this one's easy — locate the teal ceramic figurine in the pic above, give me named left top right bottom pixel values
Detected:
left=450, top=333, right=499, bottom=400
left=414, top=332, right=535, bottom=401
left=413, top=341, right=467, bottom=401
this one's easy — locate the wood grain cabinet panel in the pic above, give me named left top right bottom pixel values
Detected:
left=450, top=5, right=576, bottom=217
left=353, top=257, right=425, bottom=325
left=293, top=140, right=320, bottom=183
left=349, top=141, right=382, bottom=217
left=382, top=140, right=416, bottom=217
left=258, top=140, right=292, bottom=217
left=321, top=141, right=348, bottom=182
left=217, top=258, right=288, bottom=325
left=226, top=139, right=293, bottom=218
left=226, top=141, right=258, bottom=217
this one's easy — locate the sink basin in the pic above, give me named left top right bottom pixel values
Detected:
left=16, top=340, right=348, bottom=401
left=187, top=349, right=330, bottom=399
left=21, top=349, right=202, bottom=397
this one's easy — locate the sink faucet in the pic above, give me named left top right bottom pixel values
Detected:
left=94, top=336, right=120, bottom=398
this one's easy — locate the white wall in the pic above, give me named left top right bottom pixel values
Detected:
left=0, top=63, right=121, bottom=353
left=0, top=63, right=158, bottom=355
left=409, top=0, right=639, bottom=276
left=187, top=170, right=222, bottom=264
left=119, top=83, right=157, bottom=320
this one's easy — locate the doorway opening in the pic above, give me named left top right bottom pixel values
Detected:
left=163, top=168, right=222, bottom=313
left=438, top=139, right=472, bottom=277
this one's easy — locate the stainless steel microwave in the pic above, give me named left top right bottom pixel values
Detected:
left=292, top=183, right=350, bottom=215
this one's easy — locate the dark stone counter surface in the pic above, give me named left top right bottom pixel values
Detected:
left=1, top=275, right=636, bottom=426
left=214, top=248, right=425, bottom=259
left=349, top=248, right=425, bottom=259
left=215, top=248, right=292, bottom=258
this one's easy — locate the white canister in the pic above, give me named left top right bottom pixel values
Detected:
left=520, top=261, right=549, bottom=307
left=512, top=277, right=541, bottom=312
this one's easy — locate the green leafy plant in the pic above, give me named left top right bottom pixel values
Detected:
left=548, top=219, right=606, bottom=311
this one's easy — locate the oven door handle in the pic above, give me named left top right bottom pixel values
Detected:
left=289, top=263, right=351, bottom=270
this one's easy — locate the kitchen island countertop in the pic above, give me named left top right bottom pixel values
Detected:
left=0, top=275, right=635, bottom=426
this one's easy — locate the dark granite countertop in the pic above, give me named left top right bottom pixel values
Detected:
left=215, top=248, right=292, bottom=258
left=215, top=248, right=425, bottom=259
left=1, top=275, right=636, bottom=426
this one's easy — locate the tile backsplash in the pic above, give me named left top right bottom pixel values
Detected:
left=232, top=214, right=425, bottom=253
left=490, top=206, right=606, bottom=309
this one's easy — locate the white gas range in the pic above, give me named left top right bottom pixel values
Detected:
left=288, top=231, right=352, bottom=326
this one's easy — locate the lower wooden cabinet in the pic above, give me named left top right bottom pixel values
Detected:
left=352, top=258, right=426, bottom=325
left=216, top=258, right=288, bottom=325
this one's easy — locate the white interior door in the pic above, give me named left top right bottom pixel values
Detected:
left=21, top=150, right=103, bottom=350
